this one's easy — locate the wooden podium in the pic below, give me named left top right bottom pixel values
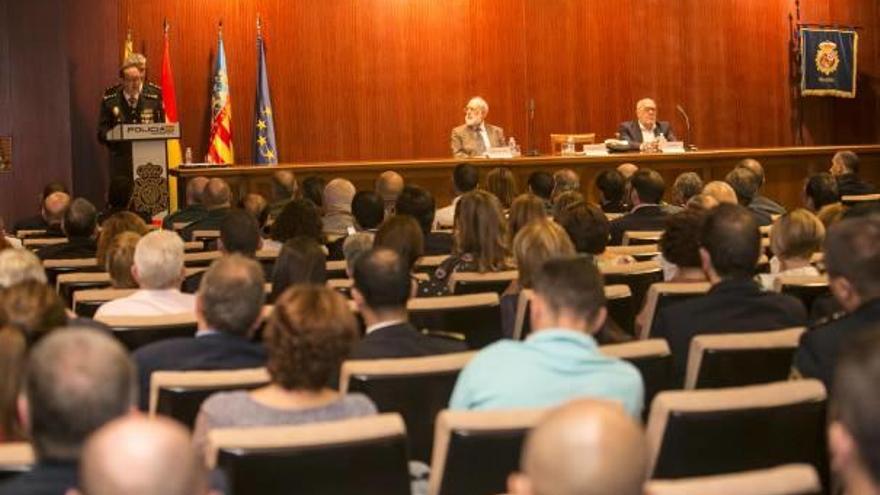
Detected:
left=105, top=123, right=180, bottom=217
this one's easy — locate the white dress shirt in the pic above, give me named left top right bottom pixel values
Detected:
left=640, top=123, right=658, bottom=144
left=434, top=195, right=462, bottom=229
left=94, top=289, right=196, bottom=318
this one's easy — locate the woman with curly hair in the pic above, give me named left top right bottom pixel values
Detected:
left=264, top=198, right=324, bottom=251
left=95, top=211, right=148, bottom=265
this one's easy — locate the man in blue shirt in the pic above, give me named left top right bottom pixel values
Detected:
left=449, top=257, right=644, bottom=417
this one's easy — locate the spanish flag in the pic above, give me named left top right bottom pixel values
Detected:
left=161, top=21, right=184, bottom=210
left=207, top=26, right=234, bottom=164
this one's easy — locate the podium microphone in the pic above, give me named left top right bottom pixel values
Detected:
left=676, top=104, right=694, bottom=150
left=526, top=98, right=539, bottom=156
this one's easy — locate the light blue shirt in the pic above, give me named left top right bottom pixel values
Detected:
left=449, top=329, right=644, bottom=417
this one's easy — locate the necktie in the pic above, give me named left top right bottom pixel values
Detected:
left=475, top=127, right=486, bottom=154
left=128, top=96, right=137, bottom=108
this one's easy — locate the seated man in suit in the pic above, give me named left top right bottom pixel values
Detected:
left=396, top=185, right=453, bottom=255
left=527, top=171, right=554, bottom=213
left=133, top=254, right=267, bottom=410
left=350, top=247, right=466, bottom=359
left=37, top=197, right=99, bottom=260
left=182, top=209, right=266, bottom=293
left=831, top=150, right=877, bottom=197
left=737, top=158, right=786, bottom=216
left=326, top=190, right=384, bottom=260
left=376, top=170, right=404, bottom=219
left=450, top=96, right=506, bottom=158
left=267, top=171, right=298, bottom=221
left=180, top=178, right=232, bottom=241
left=725, top=167, right=772, bottom=226
left=794, top=216, right=880, bottom=390
left=13, top=181, right=68, bottom=234
left=449, top=257, right=643, bottom=416
left=653, top=204, right=807, bottom=384
left=162, top=176, right=209, bottom=230
left=618, top=98, right=676, bottom=152
left=609, top=168, right=669, bottom=245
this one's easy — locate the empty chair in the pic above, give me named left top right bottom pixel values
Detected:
left=601, top=339, right=674, bottom=417
left=685, top=327, right=805, bottom=389
left=550, top=133, right=596, bottom=155
left=208, top=413, right=411, bottom=495
left=647, top=380, right=827, bottom=480
left=73, top=287, right=137, bottom=317
left=639, top=282, right=712, bottom=339
left=623, top=230, right=664, bottom=246
left=0, top=443, right=34, bottom=482
left=449, top=270, right=518, bottom=295
left=602, top=260, right=664, bottom=312
left=429, top=408, right=546, bottom=495
left=409, top=293, right=501, bottom=349
left=513, top=285, right=634, bottom=341
left=339, top=351, right=476, bottom=462
left=645, top=464, right=821, bottom=495
left=94, top=313, right=198, bottom=351
left=150, top=368, right=270, bottom=429
left=774, top=275, right=830, bottom=315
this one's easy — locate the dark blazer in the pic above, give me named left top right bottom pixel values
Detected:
left=652, top=278, right=807, bottom=385
left=618, top=120, right=676, bottom=150
left=424, top=231, right=453, bottom=256
left=836, top=173, right=877, bottom=197
left=601, top=200, right=629, bottom=214
left=162, top=204, right=208, bottom=230
left=794, top=298, right=880, bottom=391
left=12, top=214, right=49, bottom=233
left=36, top=236, right=97, bottom=260
left=133, top=332, right=267, bottom=410
left=0, top=460, right=78, bottom=495
left=749, top=195, right=787, bottom=217
left=608, top=205, right=669, bottom=245
left=180, top=207, right=231, bottom=241
left=350, top=322, right=467, bottom=360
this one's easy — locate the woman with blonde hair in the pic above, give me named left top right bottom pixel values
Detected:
left=758, top=208, right=824, bottom=290
left=508, top=193, right=547, bottom=243
left=105, top=231, right=142, bottom=289
left=96, top=211, right=148, bottom=265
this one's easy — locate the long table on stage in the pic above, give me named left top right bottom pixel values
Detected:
left=169, top=144, right=880, bottom=211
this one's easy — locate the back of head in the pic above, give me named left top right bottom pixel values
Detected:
left=725, top=167, right=760, bottom=206
left=0, top=249, right=47, bottom=288
left=0, top=280, right=67, bottom=345
left=685, top=193, right=720, bottom=212
left=552, top=169, right=580, bottom=198
left=302, top=176, right=326, bottom=207
left=202, top=178, right=231, bottom=209
left=185, top=176, right=209, bottom=205
left=106, top=176, right=134, bottom=209
left=805, top=173, right=840, bottom=210
left=106, top=232, right=141, bottom=289
left=533, top=257, right=605, bottom=323
left=672, top=172, right=704, bottom=205
left=25, top=328, right=135, bottom=461
left=272, top=171, right=298, bottom=200
left=509, top=194, right=548, bottom=240
left=323, top=178, right=356, bottom=214
left=595, top=169, right=626, bottom=204
left=394, top=185, right=436, bottom=234
left=660, top=210, right=706, bottom=269
left=517, top=400, right=646, bottom=495
left=271, top=198, right=323, bottom=243
left=454, top=190, right=509, bottom=271
left=453, top=163, right=479, bottom=194
left=353, top=247, right=412, bottom=312
left=630, top=169, right=665, bottom=205
left=271, top=236, right=327, bottom=300
left=556, top=202, right=610, bottom=255
left=513, top=219, right=575, bottom=288
left=551, top=191, right=585, bottom=221
left=835, top=150, right=861, bottom=175
left=824, top=216, right=880, bottom=301
left=43, top=191, right=71, bottom=225
left=134, top=230, right=185, bottom=290
left=486, top=167, right=518, bottom=209
left=239, top=193, right=269, bottom=229
left=527, top=171, right=554, bottom=200
left=220, top=209, right=261, bottom=256
left=342, top=232, right=375, bottom=275
left=63, top=198, right=97, bottom=238
left=199, top=254, right=265, bottom=337
left=374, top=215, right=424, bottom=271
left=617, top=163, right=639, bottom=179
left=96, top=211, right=149, bottom=263
left=702, top=180, right=738, bottom=205
left=737, top=158, right=766, bottom=186
left=351, top=190, right=385, bottom=230
left=42, top=181, right=68, bottom=201
left=701, top=203, right=760, bottom=278
left=78, top=416, right=206, bottom=495
left=770, top=209, right=825, bottom=261
left=375, top=171, right=404, bottom=202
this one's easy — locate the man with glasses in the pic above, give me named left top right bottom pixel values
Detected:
left=451, top=96, right=506, bottom=158
left=618, top=98, right=676, bottom=152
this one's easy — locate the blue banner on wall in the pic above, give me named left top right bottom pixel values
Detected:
left=800, top=28, right=858, bottom=98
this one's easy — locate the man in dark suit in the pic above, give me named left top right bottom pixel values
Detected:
left=396, top=185, right=453, bottom=255
left=37, top=198, right=99, bottom=260
left=609, top=168, right=670, bottom=245
left=617, top=98, right=676, bottom=152
left=162, top=176, right=210, bottom=230
left=794, top=216, right=880, bottom=390
left=326, top=190, right=384, bottom=260
left=652, top=204, right=807, bottom=384
left=350, top=248, right=466, bottom=359
left=831, top=150, right=877, bottom=197
left=13, top=182, right=69, bottom=234
left=725, top=166, right=772, bottom=226
left=133, top=254, right=268, bottom=410
left=737, top=158, right=786, bottom=217
left=180, top=178, right=232, bottom=241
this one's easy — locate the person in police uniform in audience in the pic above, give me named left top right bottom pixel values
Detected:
left=97, top=53, right=164, bottom=180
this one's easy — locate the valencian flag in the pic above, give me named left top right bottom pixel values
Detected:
left=123, top=29, right=133, bottom=63
left=207, top=25, right=235, bottom=164
left=254, top=17, right=278, bottom=164
left=801, top=28, right=858, bottom=98
left=161, top=20, right=184, bottom=210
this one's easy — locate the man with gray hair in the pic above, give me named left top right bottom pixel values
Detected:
left=94, top=230, right=194, bottom=317
left=0, top=328, right=137, bottom=493
left=133, top=254, right=267, bottom=410
left=618, top=98, right=676, bottom=152
left=162, top=176, right=210, bottom=230
left=551, top=168, right=581, bottom=203
left=830, top=150, right=877, bottom=197
left=671, top=172, right=703, bottom=206
left=181, top=178, right=233, bottom=241
left=451, top=96, right=506, bottom=158
left=736, top=158, right=786, bottom=216
left=376, top=170, right=404, bottom=218
left=322, top=178, right=357, bottom=236
left=0, top=248, right=47, bottom=287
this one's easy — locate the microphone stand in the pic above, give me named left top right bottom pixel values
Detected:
left=676, top=104, right=696, bottom=151
left=526, top=98, right=539, bottom=156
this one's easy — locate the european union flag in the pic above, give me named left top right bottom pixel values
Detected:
left=801, top=28, right=858, bottom=98
left=254, top=30, right=278, bottom=164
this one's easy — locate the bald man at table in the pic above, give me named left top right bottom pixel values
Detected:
left=451, top=96, right=506, bottom=158
left=618, top=98, right=676, bottom=152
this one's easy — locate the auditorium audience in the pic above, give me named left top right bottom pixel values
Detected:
left=652, top=204, right=806, bottom=384
left=556, top=201, right=632, bottom=267
left=671, top=172, right=703, bottom=207
left=551, top=191, right=585, bottom=221
left=449, top=257, right=643, bottom=416
left=737, top=158, right=787, bottom=216
left=180, top=178, right=233, bottom=241
left=508, top=193, right=547, bottom=242
left=551, top=168, right=580, bottom=202
left=435, top=163, right=479, bottom=229
left=702, top=180, right=738, bottom=205
left=94, top=230, right=194, bottom=317
left=486, top=166, right=518, bottom=209
left=757, top=209, right=824, bottom=291
left=266, top=197, right=324, bottom=251
left=327, top=190, right=384, bottom=260
left=0, top=248, right=47, bottom=288
left=507, top=399, right=647, bottom=495
left=270, top=236, right=327, bottom=301
left=595, top=169, right=628, bottom=214
left=192, top=286, right=377, bottom=455
left=795, top=215, right=880, bottom=390
left=609, top=168, right=669, bottom=245
left=239, top=192, right=270, bottom=233
left=322, top=178, right=357, bottom=236
left=301, top=175, right=326, bottom=210
left=395, top=185, right=453, bottom=255
left=831, top=150, right=876, bottom=197
left=685, top=193, right=720, bottom=211
left=95, top=210, right=148, bottom=265
left=376, top=170, right=404, bottom=218
left=351, top=248, right=465, bottom=359
left=0, top=328, right=136, bottom=494
left=342, top=232, right=374, bottom=277
left=96, top=175, right=150, bottom=225
left=526, top=171, right=554, bottom=211
left=804, top=172, right=842, bottom=213
left=13, top=182, right=69, bottom=234
left=726, top=166, right=772, bottom=225
left=37, top=197, right=98, bottom=260
left=162, top=176, right=209, bottom=230
left=134, top=255, right=267, bottom=410
left=105, top=232, right=140, bottom=289
left=374, top=215, right=447, bottom=297
left=268, top=170, right=298, bottom=220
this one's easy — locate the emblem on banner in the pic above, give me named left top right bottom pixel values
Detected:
left=815, top=41, right=840, bottom=76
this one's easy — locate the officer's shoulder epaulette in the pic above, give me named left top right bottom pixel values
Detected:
left=143, top=92, right=160, bottom=100
left=810, top=310, right=848, bottom=330
left=103, top=84, right=122, bottom=99
left=146, top=82, right=162, bottom=91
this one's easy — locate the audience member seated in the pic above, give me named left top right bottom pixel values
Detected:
left=342, top=232, right=374, bottom=278
left=831, top=150, right=876, bottom=197
left=804, top=172, right=841, bottom=213
left=486, top=167, right=518, bottom=210
left=551, top=168, right=580, bottom=203
left=0, top=280, right=68, bottom=344
left=376, top=170, right=404, bottom=218
left=37, top=198, right=99, bottom=260
left=726, top=166, right=772, bottom=226
left=395, top=185, right=453, bottom=255
left=327, top=190, right=385, bottom=260
left=652, top=204, right=807, bottom=384
left=737, top=158, right=787, bottom=216
left=657, top=209, right=709, bottom=283
left=95, top=211, right=149, bottom=266
left=269, top=236, right=327, bottom=301
left=502, top=219, right=575, bottom=338
left=0, top=248, right=47, bottom=288
left=556, top=201, right=632, bottom=268
left=527, top=171, right=554, bottom=212
left=0, top=325, right=25, bottom=442
left=685, top=193, right=720, bottom=211
left=351, top=248, right=466, bottom=359
left=180, top=178, right=233, bottom=241
left=617, top=163, right=638, bottom=179
left=609, top=169, right=669, bottom=245
left=671, top=172, right=703, bottom=208
left=301, top=175, right=326, bottom=211
left=595, top=169, right=628, bottom=214
left=375, top=215, right=447, bottom=298
left=435, top=163, right=479, bottom=229
left=13, top=181, right=68, bottom=233
left=322, top=178, right=357, bottom=236
left=162, top=176, right=209, bottom=230
left=96, top=175, right=150, bottom=225
left=105, top=232, right=141, bottom=289
left=239, top=193, right=270, bottom=234
left=757, top=209, right=824, bottom=291
left=266, top=197, right=324, bottom=252
left=134, top=255, right=268, bottom=410
left=702, top=180, right=738, bottom=205
left=449, top=257, right=644, bottom=416
left=508, top=194, right=547, bottom=243
left=192, top=286, right=377, bottom=455
left=94, top=230, right=194, bottom=317
left=72, top=416, right=209, bottom=495
left=183, top=209, right=265, bottom=293
left=0, top=328, right=136, bottom=493
left=268, top=171, right=298, bottom=220
left=794, top=216, right=880, bottom=390
left=551, top=191, right=585, bottom=222
left=507, top=399, right=647, bottom=495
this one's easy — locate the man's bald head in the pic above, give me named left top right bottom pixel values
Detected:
left=617, top=163, right=639, bottom=179
left=43, top=191, right=71, bottom=225
left=376, top=171, right=405, bottom=202
left=272, top=171, right=298, bottom=200
left=737, top=158, right=765, bottom=187
left=202, top=178, right=231, bottom=209
left=552, top=169, right=580, bottom=200
left=702, top=180, right=738, bottom=205
left=510, top=400, right=647, bottom=495
left=186, top=176, right=210, bottom=205
left=76, top=416, right=207, bottom=495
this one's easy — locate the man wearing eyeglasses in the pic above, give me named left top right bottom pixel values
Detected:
left=451, top=96, right=506, bottom=158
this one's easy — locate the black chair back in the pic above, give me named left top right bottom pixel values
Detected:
left=410, top=296, right=501, bottom=349
left=604, top=268, right=663, bottom=313
left=647, top=291, right=707, bottom=338
left=108, top=322, right=198, bottom=351
left=780, top=283, right=830, bottom=315
left=437, top=427, right=528, bottom=495
left=156, top=383, right=265, bottom=430
left=695, top=348, right=798, bottom=389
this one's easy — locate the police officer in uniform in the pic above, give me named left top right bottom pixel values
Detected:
left=98, top=53, right=164, bottom=180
